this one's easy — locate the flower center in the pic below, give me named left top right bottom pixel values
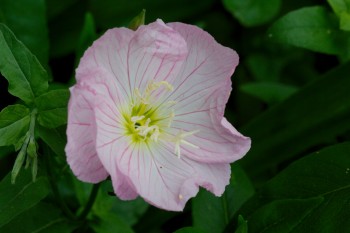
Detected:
left=122, top=80, right=199, bottom=158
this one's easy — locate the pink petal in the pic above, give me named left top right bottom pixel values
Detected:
left=114, top=141, right=231, bottom=211
left=76, top=20, right=187, bottom=100
left=65, top=85, right=108, bottom=183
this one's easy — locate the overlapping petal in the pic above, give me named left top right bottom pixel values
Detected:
left=66, top=19, right=251, bottom=212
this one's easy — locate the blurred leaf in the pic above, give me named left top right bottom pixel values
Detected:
left=88, top=0, right=215, bottom=29
left=0, top=202, right=76, bottom=233
left=193, top=164, right=254, bottom=233
left=75, top=12, right=97, bottom=68
left=93, top=182, right=149, bottom=226
left=0, top=105, right=30, bottom=147
left=36, top=89, right=69, bottom=128
left=90, top=212, right=134, bottom=233
left=240, top=82, right=298, bottom=105
left=128, top=9, right=146, bottom=31
left=0, top=146, right=13, bottom=160
left=240, top=62, right=350, bottom=181
left=340, top=11, right=350, bottom=31
left=222, top=0, right=281, bottom=27
left=242, top=143, right=350, bottom=232
left=48, top=0, right=87, bottom=57
left=0, top=169, right=50, bottom=227
left=37, top=125, right=66, bottom=157
left=327, top=0, right=350, bottom=16
left=245, top=54, right=285, bottom=82
left=0, top=0, right=49, bottom=65
left=234, top=215, right=248, bottom=233
left=173, top=227, right=207, bottom=233
left=46, top=0, right=79, bottom=19
left=268, top=6, right=350, bottom=58
left=247, top=197, right=323, bottom=233
left=0, top=23, right=48, bottom=104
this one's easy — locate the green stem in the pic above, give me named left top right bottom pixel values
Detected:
left=77, top=183, right=100, bottom=220
left=221, top=192, right=229, bottom=225
left=43, top=144, right=77, bottom=220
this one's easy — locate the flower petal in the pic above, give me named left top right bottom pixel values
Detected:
left=114, top=141, right=231, bottom=211
left=76, top=20, right=187, bottom=100
left=65, top=85, right=108, bottom=183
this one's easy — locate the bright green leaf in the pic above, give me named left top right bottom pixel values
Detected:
left=327, top=0, right=350, bottom=15
left=247, top=198, right=323, bottom=233
left=222, top=0, right=281, bottom=27
left=36, top=89, right=69, bottom=128
left=240, top=82, right=298, bottom=105
left=173, top=227, right=207, bottom=233
left=193, top=164, right=254, bottom=233
left=340, top=11, right=350, bottom=30
left=0, top=203, right=77, bottom=233
left=0, top=0, right=49, bottom=65
left=0, top=23, right=48, bottom=104
left=240, top=62, right=350, bottom=181
left=0, top=104, right=30, bottom=147
left=268, top=6, right=350, bottom=57
left=0, top=169, right=50, bottom=227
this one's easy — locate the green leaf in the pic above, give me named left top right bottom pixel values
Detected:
left=128, top=9, right=146, bottom=31
left=193, top=164, right=254, bottom=233
left=0, top=23, right=48, bottom=104
left=90, top=212, right=135, bottom=233
left=234, top=215, right=248, bottom=233
left=240, top=62, right=350, bottom=181
left=240, top=82, right=298, bottom=105
left=243, top=143, right=350, bottom=232
left=0, top=203, right=77, bottom=233
left=93, top=181, right=149, bottom=226
left=173, top=227, right=207, bottom=233
left=247, top=198, right=323, bottom=233
left=327, top=0, right=350, bottom=16
left=36, top=89, right=69, bottom=128
left=0, top=0, right=49, bottom=65
left=37, top=125, right=66, bottom=157
left=75, top=12, right=97, bottom=70
left=0, top=169, right=50, bottom=227
left=222, top=0, right=281, bottom=27
left=0, top=146, right=13, bottom=160
left=268, top=6, right=350, bottom=57
left=340, top=11, right=350, bottom=30
left=88, top=0, right=215, bottom=29
left=0, top=104, right=30, bottom=147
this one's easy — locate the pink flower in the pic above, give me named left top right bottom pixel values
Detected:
left=65, top=19, right=251, bottom=211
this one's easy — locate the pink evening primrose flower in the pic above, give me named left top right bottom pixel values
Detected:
left=65, top=19, right=251, bottom=211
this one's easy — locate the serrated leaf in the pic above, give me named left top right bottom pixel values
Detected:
left=222, top=0, right=281, bottom=27
left=0, top=0, right=49, bottom=65
left=268, top=6, right=350, bottom=57
left=247, top=198, right=324, bottom=233
left=193, top=164, right=254, bottom=233
left=240, top=82, right=298, bottom=105
left=0, top=23, right=48, bottom=104
left=240, top=62, right=350, bottom=181
left=0, top=169, right=50, bottom=227
left=0, top=203, right=77, bottom=233
left=36, top=89, right=69, bottom=128
left=0, top=104, right=30, bottom=147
